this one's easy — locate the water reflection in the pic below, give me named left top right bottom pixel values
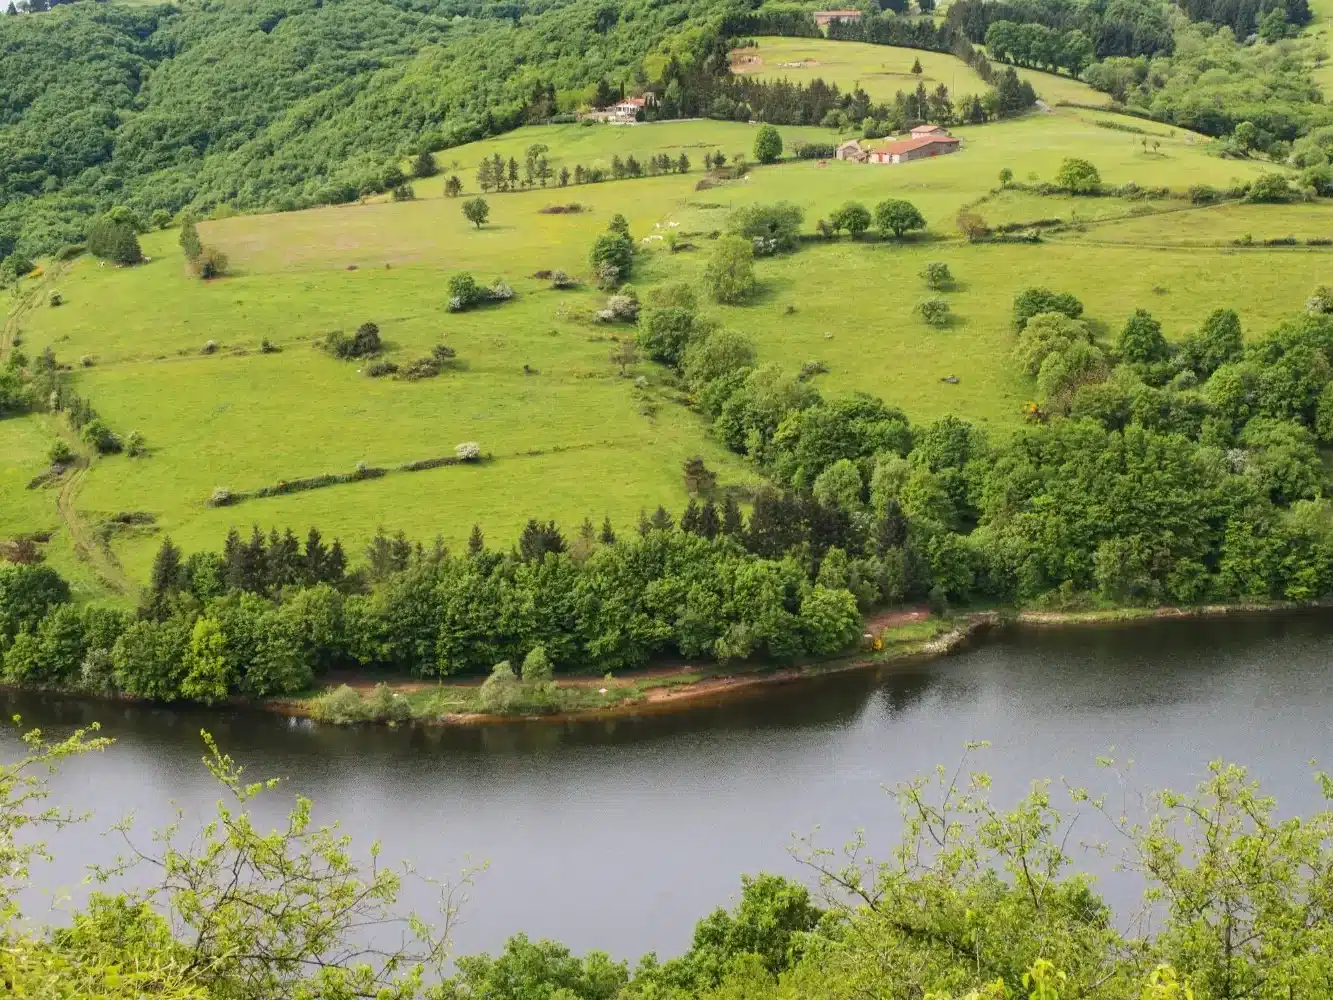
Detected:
left=3, top=610, right=1332, bottom=961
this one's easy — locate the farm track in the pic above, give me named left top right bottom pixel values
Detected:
left=5, top=264, right=133, bottom=597
left=55, top=459, right=133, bottom=597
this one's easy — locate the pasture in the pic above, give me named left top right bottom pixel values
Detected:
left=8, top=112, right=1324, bottom=596
left=732, top=35, right=1111, bottom=106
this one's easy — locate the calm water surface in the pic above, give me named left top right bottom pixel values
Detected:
left=3, top=613, right=1332, bottom=961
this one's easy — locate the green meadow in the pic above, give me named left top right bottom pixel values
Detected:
left=8, top=105, right=1323, bottom=597
left=734, top=35, right=1111, bottom=107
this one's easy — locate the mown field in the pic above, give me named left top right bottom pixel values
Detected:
left=8, top=110, right=1319, bottom=596
left=733, top=35, right=1111, bottom=107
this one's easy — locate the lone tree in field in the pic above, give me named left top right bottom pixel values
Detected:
left=875, top=199, right=926, bottom=239
left=753, top=124, right=783, bottom=164
left=999, top=167, right=1014, bottom=187
left=179, top=217, right=202, bottom=260
left=702, top=235, right=757, bottom=304
left=444, top=175, right=462, bottom=197
left=911, top=57, right=923, bottom=74
left=590, top=222, right=634, bottom=289
left=1055, top=157, right=1101, bottom=194
left=462, top=197, right=490, bottom=229
left=413, top=149, right=437, bottom=178
left=609, top=338, right=639, bottom=376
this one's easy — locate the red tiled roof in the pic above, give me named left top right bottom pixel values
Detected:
left=875, top=135, right=961, bottom=156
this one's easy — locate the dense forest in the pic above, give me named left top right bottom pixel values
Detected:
left=0, top=0, right=728, bottom=262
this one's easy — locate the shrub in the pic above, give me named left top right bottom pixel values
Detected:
left=1188, top=184, right=1220, bottom=205
left=447, top=272, right=480, bottom=310
left=753, top=125, right=783, bottom=164
left=1245, top=173, right=1293, bottom=203
left=209, top=487, right=233, bottom=507
left=916, top=298, right=952, bottom=327
left=48, top=291, right=62, bottom=307
left=537, top=203, right=586, bottom=214
left=1301, top=164, right=1333, bottom=196
left=1013, top=287, right=1083, bottom=330
left=455, top=441, right=481, bottom=461
left=391, top=183, right=415, bottom=202
left=550, top=269, right=576, bottom=289
left=48, top=441, right=74, bottom=465
left=324, top=322, right=382, bottom=359
left=1054, top=157, right=1101, bottom=194
left=590, top=231, right=634, bottom=288
left=81, top=419, right=121, bottom=454
left=487, top=279, right=514, bottom=302
left=478, top=660, right=520, bottom=714
left=1307, top=285, right=1333, bottom=314
left=201, top=339, right=219, bottom=355
left=792, top=142, right=837, bottom=159
left=829, top=202, right=871, bottom=238
left=260, top=338, right=281, bottom=353
left=366, top=682, right=412, bottom=723
left=920, top=262, right=953, bottom=290
left=598, top=292, right=640, bottom=323
left=959, top=208, right=991, bottom=238
left=125, top=431, right=146, bottom=457
left=311, top=684, right=367, bottom=724
left=365, top=361, right=399, bottom=378
left=726, top=202, right=803, bottom=255
left=875, top=199, right=927, bottom=239
left=191, top=245, right=228, bottom=279
left=702, top=235, right=757, bottom=304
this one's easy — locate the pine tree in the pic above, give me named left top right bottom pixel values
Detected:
left=467, top=524, right=485, bottom=556
left=304, top=526, right=328, bottom=583
left=507, top=157, right=519, bottom=188
left=267, top=528, right=302, bottom=590
left=680, top=500, right=702, bottom=535
left=413, top=149, right=437, bottom=178
left=147, top=536, right=183, bottom=614
left=222, top=528, right=244, bottom=591
left=649, top=506, right=675, bottom=532
left=326, top=539, right=347, bottom=582
left=637, top=509, right=652, bottom=537
left=239, top=526, right=268, bottom=592
left=721, top=495, right=744, bottom=537
left=699, top=501, right=721, bottom=540
left=599, top=516, right=616, bottom=545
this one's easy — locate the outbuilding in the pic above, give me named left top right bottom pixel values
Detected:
left=867, top=134, right=960, bottom=164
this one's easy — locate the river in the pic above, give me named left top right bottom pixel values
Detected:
left=3, top=611, right=1332, bottom=963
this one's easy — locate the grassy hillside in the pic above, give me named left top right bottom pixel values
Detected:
left=733, top=35, right=1111, bottom=106
left=7, top=113, right=1316, bottom=594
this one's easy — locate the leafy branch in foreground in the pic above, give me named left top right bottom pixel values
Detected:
left=0, top=718, right=109, bottom=923
left=88, top=731, right=472, bottom=1000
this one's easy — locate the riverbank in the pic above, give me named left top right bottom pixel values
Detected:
left=275, top=598, right=1333, bottom=727
left=4, top=599, right=1322, bottom=728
